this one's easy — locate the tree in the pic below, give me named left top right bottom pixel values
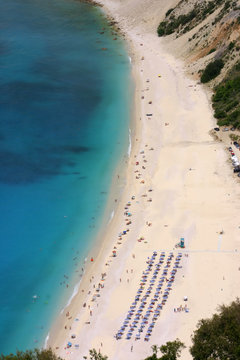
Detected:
left=151, top=345, right=159, bottom=357
left=144, top=340, right=185, bottom=360
left=0, top=349, right=63, bottom=360
left=159, top=340, right=185, bottom=360
left=190, top=299, right=240, bottom=359
left=89, top=349, right=108, bottom=360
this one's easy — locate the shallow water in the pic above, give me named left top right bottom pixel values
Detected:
left=0, top=0, right=131, bottom=353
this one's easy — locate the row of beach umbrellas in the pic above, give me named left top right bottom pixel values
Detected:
left=115, top=252, right=182, bottom=340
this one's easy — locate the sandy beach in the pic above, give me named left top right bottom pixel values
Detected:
left=47, top=1, right=240, bottom=358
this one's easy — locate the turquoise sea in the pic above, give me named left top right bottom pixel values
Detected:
left=0, top=0, right=131, bottom=354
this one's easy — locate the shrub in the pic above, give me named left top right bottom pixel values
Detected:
left=228, top=41, right=235, bottom=51
left=166, top=8, right=174, bottom=17
left=201, top=59, right=224, bottom=83
left=208, top=48, right=216, bottom=55
left=157, top=22, right=167, bottom=36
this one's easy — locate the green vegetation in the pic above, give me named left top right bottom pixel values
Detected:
left=190, top=299, right=240, bottom=360
left=157, top=0, right=237, bottom=38
left=144, top=340, right=185, bottom=360
left=0, top=349, right=63, bottom=360
left=88, top=349, right=108, bottom=360
left=157, top=10, right=197, bottom=36
left=165, top=8, right=174, bottom=17
left=207, top=48, right=216, bottom=55
left=201, top=59, right=224, bottom=83
left=228, top=41, right=235, bottom=51
left=212, top=61, right=240, bottom=128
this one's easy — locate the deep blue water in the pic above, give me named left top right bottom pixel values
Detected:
left=0, top=0, right=131, bottom=354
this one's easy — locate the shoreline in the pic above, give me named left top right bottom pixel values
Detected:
left=48, top=1, right=240, bottom=359
left=46, top=11, right=139, bottom=350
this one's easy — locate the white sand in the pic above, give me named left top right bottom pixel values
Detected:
left=47, top=1, right=240, bottom=359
